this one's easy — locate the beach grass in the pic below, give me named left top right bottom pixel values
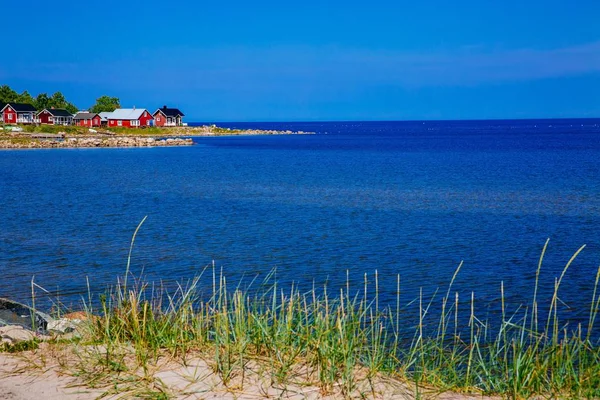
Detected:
left=31, top=236, right=594, bottom=399
left=9, top=219, right=599, bottom=398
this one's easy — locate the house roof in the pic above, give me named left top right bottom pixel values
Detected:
left=108, top=108, right=152, bottom=120
left=2, top=103, right=37, bottom=112
left=98, top=112, right=113, bottom=121
left=154, top=106, right=185, bottom=117
left=73, top=112, right=100, bottom=120
left=39, top=108, right=73, bottom=117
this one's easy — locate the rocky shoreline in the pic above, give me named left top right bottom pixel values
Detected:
left=163, top=125, right=312, bottom=136
left=0, top=125, right=312, bottom=149
left=0, top=298, right=77, bottom=345
left=0, top=136, right=193, bottom=149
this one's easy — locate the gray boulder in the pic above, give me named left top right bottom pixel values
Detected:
left=0, top=298, right=53, bottom=333
left=0, top=325, right=37, bottom=344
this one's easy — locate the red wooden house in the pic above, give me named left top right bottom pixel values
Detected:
left=73, top=112, right=102, bottom=127
left=107, top=108, right=153, bottom=128
left=153, top=106, right=185, bottom=127
left=37, top=108, right=74, bottom=125
left=1, top=103, right=37, bottom=124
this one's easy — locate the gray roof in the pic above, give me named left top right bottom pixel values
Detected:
left=107, top=108, right=151, bottom=120
left=98, top=112, right=112, bottom=121
left=73, top=112, right=99, bottom=120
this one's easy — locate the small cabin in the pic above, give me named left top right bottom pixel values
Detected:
left=107, top=108, right=153, bottom=128
left=37, top=108, right=74, bottom=125
left=73, top=112, right=102, bottom=127
left=1, top=103, right=37, bottom=124
left=153, top=106, right=185, bottom=127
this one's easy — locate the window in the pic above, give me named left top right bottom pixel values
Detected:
left=7, top=114, right=12, bottom=120
left=118, top=120, right=122, bottom=126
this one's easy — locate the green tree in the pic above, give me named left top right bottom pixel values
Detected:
left=64, top=102, right=78, bottom=114
left=16, top=90, right=35, bottom=105
left=90, top=95, right=120, bottom=113
left=45, top=91, right=78, bottom=113
left=49, top=91, right=67, bottom=108
left=0, top=85, right=18, bottom=104
left=35, top=93, right=50, bottom=110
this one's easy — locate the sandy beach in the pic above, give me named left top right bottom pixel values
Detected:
left=0, top=350, right=497, bottom=400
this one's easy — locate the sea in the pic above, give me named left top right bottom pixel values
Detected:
left=1, top=119, right=600, bottom=334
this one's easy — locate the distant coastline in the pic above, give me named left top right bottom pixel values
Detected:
left=0, top=124, right=313, bottom=149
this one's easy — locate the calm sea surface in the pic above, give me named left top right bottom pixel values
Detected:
left=1, top=119, right=600, bottom=331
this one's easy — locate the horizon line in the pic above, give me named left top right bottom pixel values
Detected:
left=189, top=116, right=600, bottom=124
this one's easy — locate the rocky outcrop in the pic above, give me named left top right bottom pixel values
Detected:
left=184, top=126, right=312, bottom=136
left=0, top=298, right=52, bottom=333
left=47, top=319, right=79, bottom=334
left=0, top=137, right=193, bottom=149
left=47, top=312, right=95, bottom=334
left=0, top=325, right=41, bottom=344
left=0, top=298, right=54, bottom=345
left=1, top=299, right=93, bottom=343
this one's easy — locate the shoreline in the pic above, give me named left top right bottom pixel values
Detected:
left=1, top=247, right=598, bottom=399
left=0, top=136, right=194, bottom=149
left=0, top=125, right=314, bottom=149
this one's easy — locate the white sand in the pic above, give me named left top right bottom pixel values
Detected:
left=0, top=351, right=498, bottom=400
left=0, top=354, right=104, bottom=400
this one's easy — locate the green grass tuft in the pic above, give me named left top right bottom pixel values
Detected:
left=20, top=229, right=600, bottom=399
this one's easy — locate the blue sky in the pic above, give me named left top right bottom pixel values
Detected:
left=1, top=1, right=599, bottom=121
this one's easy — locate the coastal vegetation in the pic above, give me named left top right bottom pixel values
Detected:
left=0, top=123, right=309, bottom=148
left=0, top=85, right=79, bottom=114
left=0, top=85, right=123, bottom=115
left=3, top=234, right=600, bottom=399
left=0, top=122, right=305, bottom=138
left=89, top=95, right=121, bottom=113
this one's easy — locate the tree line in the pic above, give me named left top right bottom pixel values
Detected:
left=0, top=85, right=121, bottom=114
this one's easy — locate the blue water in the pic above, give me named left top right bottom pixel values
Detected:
left=1, top=119, right=600, bottom=333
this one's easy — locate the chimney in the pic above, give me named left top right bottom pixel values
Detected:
left=163, top=105, right=167, bottom=110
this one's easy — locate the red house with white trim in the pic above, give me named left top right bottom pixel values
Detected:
left=73, top=112, right=102, bottom=127
left=37, top=108, right=74, bottom=125
left=107, top=108, right=153, bottom=128
left=1, top=103, right=37, bottom=124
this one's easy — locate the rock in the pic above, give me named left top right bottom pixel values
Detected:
left=63, top=311, right=93, bottom=321
left=0, top=298, right=53, bottom=333
left=47, top=319, right=79, bottom=334
left=0, top=325, right=37, bottom=343
left=0, top=128, right=314, bottom=149
left=47, top=311, right=96, bottom=334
